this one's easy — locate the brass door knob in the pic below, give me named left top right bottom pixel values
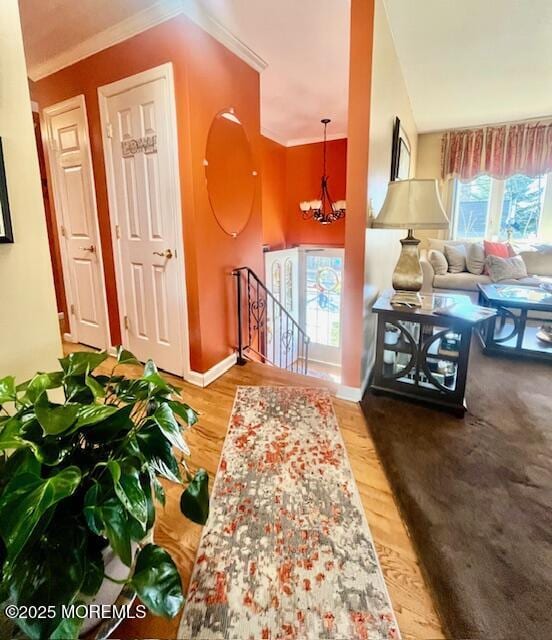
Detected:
left=81, top=245, right=96, bottom=253
left=152, top=249, right=173, bottom=259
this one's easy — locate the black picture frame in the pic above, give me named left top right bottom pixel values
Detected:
left=0, top=138, right=14, bottom=243
left=390, top=117, right=411, bottom=182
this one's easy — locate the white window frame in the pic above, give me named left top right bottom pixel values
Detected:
left=452, top=173, right=550, bottom=242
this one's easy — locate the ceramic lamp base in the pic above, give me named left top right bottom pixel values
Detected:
left=391, top=229, right=423, bottom=306
left=390, top=290, right=423, bottom=307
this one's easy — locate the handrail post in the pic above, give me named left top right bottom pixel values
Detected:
left=234, top=269, right=246, bottom=365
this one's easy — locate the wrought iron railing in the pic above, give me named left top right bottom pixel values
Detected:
left=233, top=267, right=310, bottom=375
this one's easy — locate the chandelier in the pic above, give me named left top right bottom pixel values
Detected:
left=299, top=118, right=346, bottom=224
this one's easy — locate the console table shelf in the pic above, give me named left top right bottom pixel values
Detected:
left=370, top=292, right=485, bottom=416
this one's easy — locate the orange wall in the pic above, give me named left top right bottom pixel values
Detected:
left=260, top=136, right=286, bottom=249
left=342, top=0, right=375, bottom=387
left=261, top=136, right=347, bottom=249
left=285, top=138, right=347, bottom=247
left=35, top=14, right=263, bottom=373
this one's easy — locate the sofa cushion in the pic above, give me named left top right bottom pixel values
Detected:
left=434, top=272, right=491, bottom=291
left=466, top=243, right=485, bottom=275
left=428, top=249, right=448, bottom=275
left=486, top=255, right=528, bottom=282
left=520, top=249, right=552, bottom=277
left=444, top=244, right=467, bottom=273
left=428, top=238, right=465, bottom=254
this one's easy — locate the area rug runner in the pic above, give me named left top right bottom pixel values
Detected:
left=179, top=386, right=399, bottom=640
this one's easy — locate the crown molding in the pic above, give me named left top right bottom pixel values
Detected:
left=28, top=0, right=266, bottom=82
left=261, top=126, right=348, bottom=148
left=181, top=1, right=267, bottom=73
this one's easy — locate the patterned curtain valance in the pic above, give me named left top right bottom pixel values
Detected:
left=441, top=120, right=552, bottom=182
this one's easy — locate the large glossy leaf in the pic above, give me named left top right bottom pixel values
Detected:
left=131, top=544, right=184, bottom=617
left=116, top=346, right=140, bottom=366
left=107, top=461, right=148, bottom=528
left=168, top=400, right=198, bottom=426
left=83, top=484, right=102, bottom=536
left=74, top=403, right=118, bottom=429
left=8, top=522, right=88, bottom=639
left=0, top=375, right=16, bottom=403
left=84, top=374, right=106, bottom=399
left=143, top=360, right=180, bottom=395
left=34, top=392, right=79, bottom=436
left=0, top=416, right=25, bottom=451
left=84, top=403, right=134, bottom=442
left=136, top=423, right=181, bottom=482
left=59, top=351, right=107, bottom=377
left=0, top=466, right=81, bottom=560
left=50, top=615, right=84, bottom=640
left=94, top=497, right=132, bottom=566
left=153, top=404, right=190, bottom=454
left=22, top=372, right=64, bottom=404
left=180, top=469, right=209, bottom=525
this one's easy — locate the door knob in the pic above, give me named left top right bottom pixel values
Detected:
left=81, top=245, right=96, bottom=253
left=153, top=249, right=173, bottom=259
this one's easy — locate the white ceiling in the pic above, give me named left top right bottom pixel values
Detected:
left=197, top=0, right=350, bottom=146
left=384, top=0, right=552, bottom=132
left=19, top=0, right=350, bottom=147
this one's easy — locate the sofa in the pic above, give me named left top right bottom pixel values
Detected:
left=420, top=238, right=552, bottom=301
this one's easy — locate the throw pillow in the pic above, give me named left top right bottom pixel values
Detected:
left=444, top=243, right=467, bottom=273
left=466, top=243, right=485, bottom=275
left=483, top=240, right=515, bottom=274
left=485, top=255, right=528, bottom=282
left=428, top=249, right=448, bottom=275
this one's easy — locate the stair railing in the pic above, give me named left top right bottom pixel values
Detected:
left=233, top=267, right=309, bottom=375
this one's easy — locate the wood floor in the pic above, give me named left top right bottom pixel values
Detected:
left=66, top=344, right=443, bottom=640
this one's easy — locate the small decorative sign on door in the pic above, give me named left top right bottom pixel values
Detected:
left=122, top=135, right=157, bottom=157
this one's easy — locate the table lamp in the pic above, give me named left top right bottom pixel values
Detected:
left=373, top=179, right=449, bottom=306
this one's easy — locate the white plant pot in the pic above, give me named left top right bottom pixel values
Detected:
left=79, top=543, right=138, bottom=637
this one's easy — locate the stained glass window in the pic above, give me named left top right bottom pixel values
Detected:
left=284, top=259, right=293, bottom=313
left=305, top=255, right=342, bottom=347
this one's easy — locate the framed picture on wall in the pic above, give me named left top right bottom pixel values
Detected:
left=390, top=117, right=411, bottom=181
left=0, top=138, right=14, bottom=243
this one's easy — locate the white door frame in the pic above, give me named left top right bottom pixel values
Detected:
left=42, top=94, right=111, bottom=349
left=98, top=63, right=191, bottom=379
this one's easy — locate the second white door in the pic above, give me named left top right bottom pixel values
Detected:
left=99, top=64, right=187, bottom=375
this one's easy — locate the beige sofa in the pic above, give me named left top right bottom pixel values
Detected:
left=420, top=238, right=552, bottom=301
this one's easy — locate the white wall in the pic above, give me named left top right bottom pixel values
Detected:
left=0, top=0, right=62, bottom=380
left=361, top=0, right=419, bottom=389
left=368, top=0, right=418, bottom=218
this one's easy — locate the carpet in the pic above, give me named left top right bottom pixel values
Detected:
left=179, top=386, right=399, bottom=640
left=361, top=345, right=552, bottom=640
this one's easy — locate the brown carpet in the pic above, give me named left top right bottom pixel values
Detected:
left=361, top=343, right=552, bottom=640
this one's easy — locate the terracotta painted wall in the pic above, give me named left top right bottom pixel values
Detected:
left=261, top=136, right=347, bottom=249
left=260, top=136, right=286, bottom=249
left=34, top=14, right=263, bottom=373
left=285, top=139, right=347, bottom=247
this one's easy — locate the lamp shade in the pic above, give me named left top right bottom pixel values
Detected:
left=373, top=179, right=449, bottom=229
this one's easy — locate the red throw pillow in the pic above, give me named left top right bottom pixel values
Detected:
left=483, top=241, right=515, bottom=273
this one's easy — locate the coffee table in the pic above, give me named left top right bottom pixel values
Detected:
left=477, top=283, right=552, bottom=361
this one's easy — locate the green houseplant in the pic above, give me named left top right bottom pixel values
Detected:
left=0, top=348, right=209, bottom=639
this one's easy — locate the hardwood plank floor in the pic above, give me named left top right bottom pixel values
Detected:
left=65, top=344, right=443, bottom=639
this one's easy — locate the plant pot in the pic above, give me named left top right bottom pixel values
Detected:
left=79, top=543, right=138, bottom=637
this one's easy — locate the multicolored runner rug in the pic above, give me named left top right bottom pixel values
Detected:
left=179, top=387, right=400, bottom=640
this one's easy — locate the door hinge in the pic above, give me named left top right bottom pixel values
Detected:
left=124, top=315, right=130, bottom=331
left=115, top=224, right=121, bottom=240
left=70, top=304, right=75, bottom=316
left=106, top=123, right=113, bottom=139
left=60, top=225, right=66, bottom=237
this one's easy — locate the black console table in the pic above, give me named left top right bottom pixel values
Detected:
left=371, top=291, right=483, bottom=416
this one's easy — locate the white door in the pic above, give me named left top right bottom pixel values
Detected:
left=301, top=248, right=344, bottom=366
left=43, top=96, right=109, bottom=349
left=99, top=64, right=188, bottom=375
left=264, top=248, right=301, bottom=368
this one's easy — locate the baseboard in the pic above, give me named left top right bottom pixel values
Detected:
left=335, top=384, right=363, bottom=402
left=63, top=332, right=78, bottom=344
left=185, top=352, right=237, bottom=388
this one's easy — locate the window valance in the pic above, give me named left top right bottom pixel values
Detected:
left=441, top=120, right=552, bottom=182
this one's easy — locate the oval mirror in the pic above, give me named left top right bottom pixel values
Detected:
left=205, top=109, right=256, bottom=237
